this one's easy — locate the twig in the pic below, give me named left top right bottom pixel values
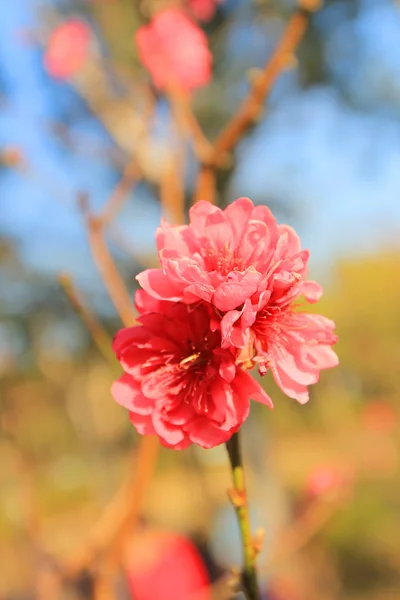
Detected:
left=160, top=106, right=188, bottom=224
left=226, top=433, right=261, bottom=600
left=194, top=2, right=320, bottom=204
left=87, top=215, right=136, bottom=327
left=97, top=159, right=141, bottom=228
left=265, top=494, right=341, bottom=572
left=35, top=563, right=63, bottom=600
left=160, top=152, right=186, bottom=225
left=190, top=570, right=241, bottom=600
left=58, top=273, right=115, bottom=364
left=193, top=164, right=217, bottom=206
left=5, top=436, right=40, bottom=545
left=80, top=196, right=136, bottom=328
left=64, top=436, right=159, bottom=577
left=92, top=557, right=115, bottom=600
left=204, top=491, right=343, bottom=599
left=168, top=87, right=214, bottom=164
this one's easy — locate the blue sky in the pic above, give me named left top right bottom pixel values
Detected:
left=1, top=0, right=400, bottom=300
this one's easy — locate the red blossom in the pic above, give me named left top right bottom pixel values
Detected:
left=111, top=299, right=272, bottom=449
left=126, top=531, right=210, bottom=600
left=137, top=197, right=338, bottom=404
left=135, top=9, right=212, bottom=92
left=44, top=20, right=90, bottom=79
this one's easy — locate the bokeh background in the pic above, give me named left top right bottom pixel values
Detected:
left=1, top=0, right=400, bottom=599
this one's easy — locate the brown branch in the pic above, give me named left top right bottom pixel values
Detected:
left=193, top=164, right=217, bottom=205
left=97, top=158, right=141, bottom=229
left=92, top=558, right=115, bottom=600
left=168, top=87, right=214, bottom=165
left=58, top=273, right=115, bottom=364
left=194, top=3, right=320, bottom=204
left=35, top=564, right=63, bottom=600
left=212, top=8, right=312, bottom=158
left=87, top=216, right=136, bottom=327
left=79, top=195, right=136, bottom=328
left=5, top=436, right=40, bottom=545
left=264, top=494, right=342, bottom=573
left=58, top=198, right=160, bottom=585
left=64, top=436, right=159, bottom=577
left=160, top=153, right=186, bottom=225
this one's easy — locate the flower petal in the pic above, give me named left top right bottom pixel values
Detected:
left=271, top=363, right=309, bottom=404
left=129, top=412, right=156, bottom=435
left=213, top=268, right=261, bottom=311
left=233, top=370, right=274, bottom=408
left=136, top=268, right=184, bottom=301
left=152, top=411, right=186, bottom=445
left=299, top=280, right=324, bottom=303
left=111, top=374, right=153, bottom=414
left=189, top=201, right=223, bottom=237
left=185, top=417, right=234, bottom=449
left=224, top=197, right=254, bottom=248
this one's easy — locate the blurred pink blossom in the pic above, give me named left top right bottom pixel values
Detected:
left=362, top=400, right=397, bottom=433
left=126, top=531, right=210, bottom=600
left=135, top=9, right=212, bottom=92
left=306, top=465, right=349, bottom=498
left=189, top=0, right=217, bottom=21
left=44, top=20, right=90, bottom=79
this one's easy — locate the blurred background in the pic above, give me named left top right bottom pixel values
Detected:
left=1, top=0, right=400, bottom=598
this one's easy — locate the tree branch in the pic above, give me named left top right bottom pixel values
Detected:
left=58, top=273, right=115, bottom=364
left=194, top=3, right=320, bottom=204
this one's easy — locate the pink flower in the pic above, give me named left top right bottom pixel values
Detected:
left=137, top=197, right=338, bottom=403
left=126, top=530, right=210, bottom=600
left=189, top=0, right=217, bottom=22
left=111, top=298, right=272, bottom=449
left=44, top=20, right=90, bottom=79
left=135, top=9, right=212, bottom=92
left=362, top=400, right=397, bottom=433
left=306, top=465, right=352, bottom=498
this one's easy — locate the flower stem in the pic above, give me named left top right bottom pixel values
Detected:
left=226, top=432, right=261, bottom=600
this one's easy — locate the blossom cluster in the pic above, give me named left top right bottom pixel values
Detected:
left=44, top=2, right=216, bottom=88
left=112, top=198, right=338, bottom=449
left=135, top=0, right=221, bottom=93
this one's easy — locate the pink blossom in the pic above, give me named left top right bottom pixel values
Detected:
left=306, top=465, right=351, bottom=498
left=126, top=530, right=210, bottom=600
left=362, top=400, right=397, bottom=433
left=137, top=197, right=338, bottom=403
left=111, top=299, right=272, bottom=449
left=135, top=9, right=212, bottom=92
left=189, top=0, right=217, bottom=22
left=44, top=20, right=90, bottom=79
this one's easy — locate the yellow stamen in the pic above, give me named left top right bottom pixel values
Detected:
left=179, top=353, right=200, bottom=367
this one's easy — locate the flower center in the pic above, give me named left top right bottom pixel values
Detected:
left=202, top=245, right=245, bottom=276
left=252, top=305, right=292, bottom=360
left=177, top=339, right=217, bottom=413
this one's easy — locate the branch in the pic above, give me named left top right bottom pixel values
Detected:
left=64, top=436, right=159, bottom=577
left=97, top=158, right=141, bottom=229
left=194, top=2, right=321, bottom=204
left=168, top=87, right=214, bottom=164
left=265, top=493, right=343, bottom=573
left=79, top=195, right=136, bottom=328
left=58, top=273, right=115, bottom=364
left=212, top=6, right=314, bottom=158
left=160, top=152, right=186, bottom=225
